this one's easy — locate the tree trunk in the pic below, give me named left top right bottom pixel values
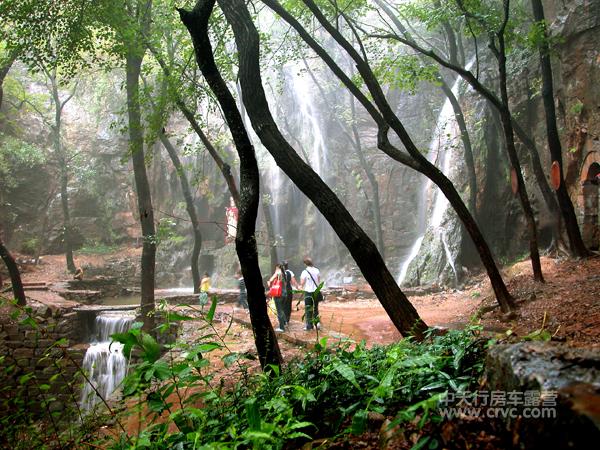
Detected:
left=126, top=50, right=156, bottom=333
left=496, top=4, right=544, bottom=282
left=59, top=165, right=76, bottom=273
left=212, top=0, right=429, bottom=338
left=179, top=0, right=283, bottom=371
left=531, top=0, right=589, bottom=257
left=50, top=74, right=76, bottom=273
left=0, top=234, right=26, bottom=306
left=159, top=131, right=203, bottom=294
left=269, top=0, right=514, bottom=312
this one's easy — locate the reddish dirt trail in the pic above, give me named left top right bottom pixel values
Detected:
left=8, top=249, right=600, bottom=348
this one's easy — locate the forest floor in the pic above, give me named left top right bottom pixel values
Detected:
left=12, top=248, right=600, bottom=348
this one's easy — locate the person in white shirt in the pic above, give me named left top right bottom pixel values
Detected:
left=299, top=257, right=321, bottom=330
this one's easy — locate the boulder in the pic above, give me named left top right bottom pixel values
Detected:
left=485, top=342, right=600, bottom=448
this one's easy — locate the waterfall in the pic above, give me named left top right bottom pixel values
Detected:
left=397, top=60, right=474, bottom=285
left=80, top=313, right=133, bottom=412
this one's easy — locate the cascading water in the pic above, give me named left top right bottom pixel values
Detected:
left=397, top=60, right=474, bottom=285
left=80, top=313, right=133, bottom=411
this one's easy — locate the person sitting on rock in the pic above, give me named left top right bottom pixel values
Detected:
left=73, top=267, right=84, bottom=281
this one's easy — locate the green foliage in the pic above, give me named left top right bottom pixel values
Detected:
left=0, top=299, right=110, bottom=449
left=372, top=55, right=440, bottom=94
left=0, top=132, right=45, bottom=188
left=570, top=99, right=584, bottom=115
left=1, top=290, right=487, bottom=449
left=77, top=242, right=120, bottom=255
left=19, top=237, right=39, bottom=255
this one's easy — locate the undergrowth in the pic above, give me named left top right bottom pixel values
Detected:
left=1, top=296, right=488, bottom=449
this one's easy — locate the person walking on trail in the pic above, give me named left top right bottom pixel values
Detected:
left=282, top=260, right=298, bottom=324
left=199, top=271, right=211, bottom=306
left=236, top=270, right=248, bottom=309
left=300, top=257, right=321, bottom=330
left=268, top=264, right=287, bottom=332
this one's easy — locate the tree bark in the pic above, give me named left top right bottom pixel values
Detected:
left=531, top=0, right=589, bottom=257
left=126, top=46, right=156, bottom=332
left=0, top=234, right=26, bottom=306
left=265, top=0, right=515, bottom=312
left=212, top=0, right=429, bottom=338
left=158, top=131, right=203, bottom=293
left=179, top=0, right=283, bottom=370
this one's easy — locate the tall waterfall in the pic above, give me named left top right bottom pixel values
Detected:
left=80, top=313, right=133, bottom=411
left=397, top=61, right=474, bottom=285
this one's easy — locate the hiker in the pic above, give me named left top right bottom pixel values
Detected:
left=236, top=270, right=248, bottom=309
left=267, top=264, right=287, bottom=332
left=299, top=257, right=321, bottom=330
left=282, top=260, right=298, bottom=324
left=198, top=271, right=211, bottom=306
left=200, top=272, right=211, bottom=292
left=73, top=267, right=84, bottom=281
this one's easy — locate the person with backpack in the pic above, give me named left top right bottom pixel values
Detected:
left=281, top=260, right=298, bottom=324
left=299, top=257, right=322, bottom=330
left=267, top=264, right=287, bottom=332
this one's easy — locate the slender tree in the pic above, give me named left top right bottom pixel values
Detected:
left=375, top=0, right=478, bottom=216
left=0, top=234, right=26, bottom=306
left=0, top=60, right=25, bottom=306
left=531, top=0, right=589, bottom=257
left=123, top=0, right=156, bottom=332
left=47, top=69, right=77, bottom=273
left=159, top=131, right=204, bottom=293
left=179, top=0, right=283, bottom=369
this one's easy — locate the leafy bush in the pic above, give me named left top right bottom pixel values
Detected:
left=105, top=311, right=486, bottom=449
left=1, top=295, right=487, bottom=449
left=19, top=237, right=39, bottom=255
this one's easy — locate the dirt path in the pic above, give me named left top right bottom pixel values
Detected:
left=8, top=248, right=600, bottom=348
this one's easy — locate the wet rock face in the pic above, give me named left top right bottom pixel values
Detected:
left=486, top=342, right=600, bottom=448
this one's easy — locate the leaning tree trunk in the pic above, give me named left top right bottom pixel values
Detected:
left=0, top=234, right=26, bottom=306
left=126, top=50, right=156, bottom=333
left=159, top=131, right=203, bottom=293
left=531, top=0, right=589, bottom=258
left=268, top=0, right=513, bottom=312
left=211, top=0, right=429, bottom=338
left=179, top=0, right=283, bottom=370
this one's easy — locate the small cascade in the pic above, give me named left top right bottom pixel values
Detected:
left=80, top=313, right=134, bottom=412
